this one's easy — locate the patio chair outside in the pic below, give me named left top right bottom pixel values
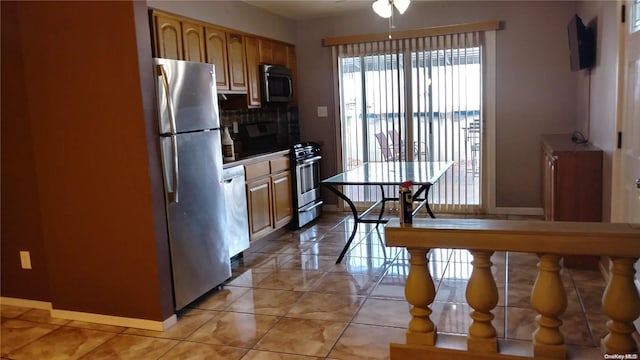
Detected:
left=375, top=132, right=398, bottom=161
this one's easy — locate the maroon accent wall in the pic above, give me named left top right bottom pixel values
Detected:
left=1, top=1, right=174, bottom=321
left=1, top=1, right=51, bottom=302
left=132, top=0, right=175, bottom=316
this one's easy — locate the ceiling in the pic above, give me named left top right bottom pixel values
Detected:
left=243, top=0, right=374, bottom=20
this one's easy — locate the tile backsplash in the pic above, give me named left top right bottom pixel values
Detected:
left=220, top=106, right=300, bottom=157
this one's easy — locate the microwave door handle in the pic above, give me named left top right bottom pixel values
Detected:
left=288, top=77, right=293, bottom=97
left=262, top=73, right=270, bottom=101
left=156, top=64, right=178, bottom=134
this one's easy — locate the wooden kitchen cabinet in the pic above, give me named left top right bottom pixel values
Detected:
left=152, top=11, right=204, bottom=62
left=272, top=172, right=292, bottom=228
left=181, top=20, right=205, bottom=62
left=541, top=134, right=603, bottom=268
left=204, top=27, right=229, bottom=89
left=273, top=42, right=288, bottom=66
left=245, top=154, right=292, bottom=241
left=152, top=13, right=183, bottom=60
left=258, top=39, right=273, bottom=64
left=259, top=39, right=287, bottom=66
left=226, top=33, right=248, bottom=91
left=204, top=27, right=247, bottom=93
left=270, top=156, right=292, bottom=228
left=247, top=177, right=273, bottom=240
left=245, top=36, right=261, bottom=107
left=150, top=10, right=297, bottom=108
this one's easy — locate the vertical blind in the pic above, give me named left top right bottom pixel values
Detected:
left=334, top=32, right=483, bottom=214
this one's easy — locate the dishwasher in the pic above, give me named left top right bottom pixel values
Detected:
left=223, top=165, right=250, bottom=258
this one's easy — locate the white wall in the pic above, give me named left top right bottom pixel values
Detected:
left=146, top=0, right=296, bottom=44
left=576, top=1, right=620, bottom=221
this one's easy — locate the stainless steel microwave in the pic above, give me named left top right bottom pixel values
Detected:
left=259, top=64, right=292, bottom=103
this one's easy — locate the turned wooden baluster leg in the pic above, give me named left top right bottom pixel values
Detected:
left=466, top=250, right=499, bottom=352
left=404, top=247, right=437, bottom=345
left=601, top=257, right=640, bottom=354
left=531, top=254, right=567, bottom=359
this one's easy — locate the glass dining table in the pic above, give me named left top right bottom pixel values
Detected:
left=321, top=161, right=454, bottom=263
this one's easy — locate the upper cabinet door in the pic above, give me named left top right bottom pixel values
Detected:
left=204, top=26, right=229, bottom=90
left=286, top=45, right=298, bottom=106
left=245, top=36, right=261, bottom=107
left=259, top=39, right=287, bottom=66
left=227, top=33, right=248, bottom=91
left=181, top=21, right=205, bottom=63
left=258, top=39, right=273, bottom=64
left=272, top=42, right=287, bottom=66
left=153, top=14, right=183, bottom=60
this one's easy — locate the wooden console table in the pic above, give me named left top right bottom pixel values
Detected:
left=541, top=134, right=603, bottom=268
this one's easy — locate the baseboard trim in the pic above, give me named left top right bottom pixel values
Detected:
left=0, top=297, right=52, bottom=310
left=50, top=309, right=177, bottom=331
left=491, top=207, right=544, bottom=216
left=0, top=296, right=177, bottom=330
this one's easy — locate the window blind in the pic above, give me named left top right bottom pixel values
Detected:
left=334, top=31, right=483, bottom=214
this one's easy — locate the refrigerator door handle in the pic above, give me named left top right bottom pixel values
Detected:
left=170, top=135, right=180, bottom=203
left=157, top=64, right=178, bottom=134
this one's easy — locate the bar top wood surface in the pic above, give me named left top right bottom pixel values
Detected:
left=385, top=218, right=640, bottom=257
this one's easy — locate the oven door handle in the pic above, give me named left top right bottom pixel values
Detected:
left=298, top=155, right=322, bottom=165
left=299, top=200, right=323, bottom=212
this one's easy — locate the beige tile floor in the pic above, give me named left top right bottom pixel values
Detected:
left=0, top=213, right=629, bottom=359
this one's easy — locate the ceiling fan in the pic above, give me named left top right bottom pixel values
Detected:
left=372, top=0, right=410, bottom=18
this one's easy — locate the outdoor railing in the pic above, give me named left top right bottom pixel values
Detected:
left=384, top=218, right=640, bottom=359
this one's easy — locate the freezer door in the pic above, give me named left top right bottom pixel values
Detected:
left=154, top=58, right=220, bottom=134
left=161, top=129, right=230, bottom=310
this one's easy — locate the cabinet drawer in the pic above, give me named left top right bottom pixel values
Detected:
left=270, top=156, right=289, bottom=173
left=245, top=161, right=270, bottom=180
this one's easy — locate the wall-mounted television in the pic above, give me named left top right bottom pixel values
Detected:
left=568, top=14, right=594, bottom=71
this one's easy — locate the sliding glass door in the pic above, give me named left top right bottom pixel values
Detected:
left=336, top=33, right=483, bottom=213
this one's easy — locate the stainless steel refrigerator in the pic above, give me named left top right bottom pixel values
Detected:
left=154, top=58, right=231, bottom=310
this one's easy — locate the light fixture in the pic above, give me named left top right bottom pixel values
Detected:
left=393, top=0, right=410, bottom=14
left=372, top=0, right=411, bottom=18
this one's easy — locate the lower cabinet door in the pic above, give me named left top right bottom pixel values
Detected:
left=272, top=171, right=292, bottom=228
left=247, top=177, right=273, bottom=240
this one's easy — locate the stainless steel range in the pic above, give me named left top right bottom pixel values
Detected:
left=291, top=142, right=323, bottom=229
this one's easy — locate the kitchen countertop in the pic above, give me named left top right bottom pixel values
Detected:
left=222, top=149, right=291, bottom=169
